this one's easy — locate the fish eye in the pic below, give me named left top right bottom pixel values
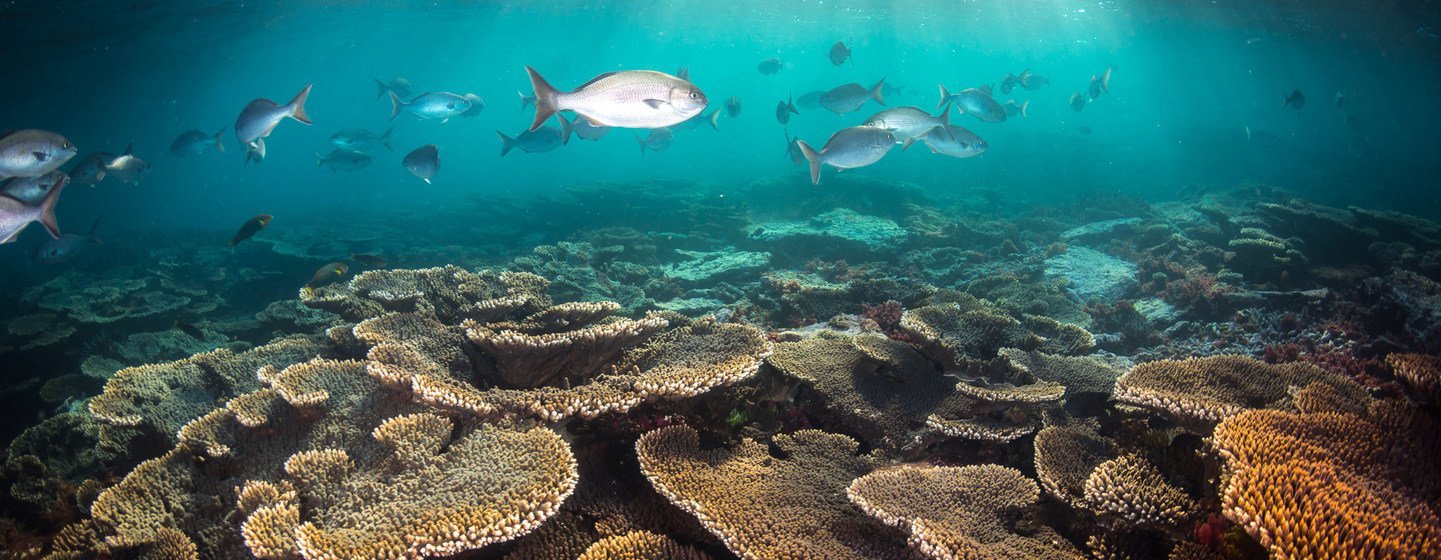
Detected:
left=689, top=92, right=699, bottom=100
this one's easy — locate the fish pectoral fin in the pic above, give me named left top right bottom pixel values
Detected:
left=642, top=99, right=670, bottom=109
left=580, top=114, right=605, bottom=127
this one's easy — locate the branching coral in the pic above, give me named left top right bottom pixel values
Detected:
left=636, top=425, right=912, bottom=560
left=574, top=531, right=713, bottom=560
left=846, top=464, right=1086, bottom=560
left=1387, top=353, right=1440, bottom=404
left=1082, top=454, right=1196, bottom=532
left=1114, top=355, right=1368, bottom=430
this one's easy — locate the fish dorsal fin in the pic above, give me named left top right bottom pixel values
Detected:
left=123, top=142, right=135, bottom=156
left=573, top=72, right=619, bottom=92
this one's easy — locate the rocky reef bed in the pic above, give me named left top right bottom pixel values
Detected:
left=1, top=176, right=1439, bottom=558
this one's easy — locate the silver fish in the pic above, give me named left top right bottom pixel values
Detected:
left=105, top=143, right=149, bottom=184
left=499, top=115, right=572, bottom=156
left=572, top=118, right=609, bottom=141
left=519, top=90, right=537, bottom=111
left=402, top=144, right=439, bottom=184
left=315, top=149, right=372, bottom=171
left=389, top=91, right=470, bottom=123
left=938, top=85, right=1005, bottom=122
left=795, top=126, right=896, bottom=185
left=525, top=66, right=707, bottom=130
left=820, top=79, right=886, bottom=115
left=0, top=173, right=63, bottom=244
left=636, top=127, right=674, bottom=156
left=0, top=130, right=76, bottom=179
left=245, top=138, right=266, bottom=166
left=461, top=93, right=485, bottom=117
left=863, top=106, right=952, bottom=143
left=1017, top=69, right=1049, bottom=91
left=66, top=153, right=109, bottom=185
left=1003, top=99, right=1029, bottom=118
left=906, top=125, right=988, bottom=159
left=170, top=128, right=226, bottom=157
left=374, top=77, right=413, bottom=100
left=235, top=84, right=313, bottom=148
left=828, top=41, right=852, bottom=66
left=758, top=58, right=784, bottom=75
left=2, top=171, right=66, bottom=206
left=796, top=90, right=826, bottom=110
left=329, top=128, right=393, bottom=152
left=32, top=217, right=99, bottom=264
left=775, top=96, right=799, bottom=125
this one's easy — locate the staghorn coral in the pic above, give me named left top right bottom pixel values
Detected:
left=636, top=425, right=913, bottom=560
left=574, top=531, right=713, bottom=560
left=1114, top=355, right=1368, bottom=431
left=1212, top=403, right=1441, bottom=559
left=1033, top=424, right=1116, bottom=510
left=847, top=464, right=1086, bottom=560
left=1082, top=454, right=1196, bottom=532
left=1387, top=353, right=1440, bottom=403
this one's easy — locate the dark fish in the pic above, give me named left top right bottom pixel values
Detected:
left=230, top=214, right=273, bottom=247
left=306, top=262, right=350, bottom=290
left=329, top=128, right=393, bottom=152
left=518, top=90, right=537, bottom=111
left=862, top=106, right=951, bottom=144
left=904, top=125, right=988, bottom=159
left=1069, top=93, right=1086, bottom=112
left=461, top=93, right=485, bottom=117
left=1335, top=91, right=1345, bottom=109
left=1000, top=73, right=1019, bottom=94
left=104, top=143, right=149, bottom=184
left=1003, top=99, right=1029, bottom=118
left=173, top=321, right=206, bottom=341
left=315, top=149, right=372, bottom=171
left=775, top=96, right=799, bottom=125
left=235, top=84, right=312, bottom=148
left=66, top=153, right=109, bottom=185
left=1088, top=67, right=1113, bottom=100
left=636, top=127, right=675, bottom=155
left=572, top=118, right=610, bottom=141
left=725, top=96, right=742, bottom=118
left=0, top=173, right=63, bottom=244
left=349, top=253, right=388, bottom=268
left=828, top=41, right=852, bottom=66
left=499, top=115, right=573, bottom=156
left=170, top=128, right=226, bottom=157
left=795, top=126, right=896, bottom=185
left=374, top=77, right=413, bottom=100
left=783, top=129, right=805, bottom=166
left=796, top=90, right=826, bottom=110
left=975, top=83, right=994, bottom=96
left=525, top=66, right=707, bottom=131
left=820, top=79, right=886, bottom=115
left=32, top=218, right=99, bottom=265
left=1017, top=69, right=1049, bottom=91
left=0, top=130, right=76, bottom=179
left=389, top=91, right=471, bottom=123
left=1077, top=126, right=1093, bottom=135
left=881, top=83, right=910, bottom=100
left=1283, top=89, right=1305, bottom=110
left=937, top=85, right=1005, bottom=122
left=2, top=171, right=66, bottom=206
left=403, top=144, right=440, bottom=184
left=757, top=58, right=784, bottom=75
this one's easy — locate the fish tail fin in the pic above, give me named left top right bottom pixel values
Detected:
left=497, top=131, right=515, bottom=157
left=213, top=128, right=226, bottom=153
left=526, top=66, right=561, bottom=131
left=936, top=84, right=950, bottom=111
left=37, top=173, right=65, bottom=239
left=636, top=133, right=647, bottom=157
left=315, top=152, right=325, bottom=167
left=517, top=90, right=530, bottom=110
left=870, top=78, right=886, bottom=105
left=1020, top=100, right=1029, bottom=119
left=708, top=110, right=721, bottom=130
left=381, top=127, right=394, bottom=151
left=787, top=94, right=799, bottom=115
left=1101, top=67, right=1112, bottom=93
left=388, top=91, right=404, bottom=121
left=374, top=78, right=388, bottom=99
left=797, top=139, right=822, bottom=185
left=558, top=114, right=573, bottom=145
left=88, top=154, right=107, bottom=182
left=902, top=137, right=918, bottom=151
left=289, top=84, right=313, bottom=125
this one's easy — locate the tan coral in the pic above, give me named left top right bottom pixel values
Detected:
left=1114, top=355, right=1368, bottom=430
left=1387, top=353, right=1440, bottom=402
left=575, top=531, right=713, bottom=560
left=636, top=425, right=912, bottom=560
left=1033, top=424, right=1115, bottom=509
left=466, top=311, right=670, bottom=389
left=899, top=304, right=1041, bottom=370
left=1081, top=453, right=1196, bottom=531
left=846, top=464, right=1086, bottom=560
left=998, top=348, right=1126, bottom=397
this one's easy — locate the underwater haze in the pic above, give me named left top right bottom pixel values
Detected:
left=2, top=1, right=1441, bottom=558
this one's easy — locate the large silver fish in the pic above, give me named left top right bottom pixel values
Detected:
left=403, top=144, right=439, bottom=184
left=105, top=143, right=149, bottom=184
left=389, top=91, right=470, bottom=123
left=937, top=85, right=1005, bottom=123
left=235, top=84, right=313, bottom=148
left=905, top=125, right=988, bottom=159
left=315, top=149, right=372, bottom=171
left=0, top=173, right=64, bottom=244
left=820, top=79, right=886, bottom=115
left=329, top=128, right=393, bottom=152
left=170, top=129, right=226, bottom=157
left=795, top=126, right=896, bottom=185
left=499, top=115, right=573, bottom=156
left=862, top=106, right=951, bottom=143
left=2, top=171, right=66, bottom=205
left=0, top=130, right=76, bottom=179
left=32, top=218, right=99, bottom=264
left=525, top=66, right=707, bottom=131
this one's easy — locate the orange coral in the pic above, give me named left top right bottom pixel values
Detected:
left=1115, top=355, right=1367, bottom=430
left=1387, top=353, right=1440, bottom=403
